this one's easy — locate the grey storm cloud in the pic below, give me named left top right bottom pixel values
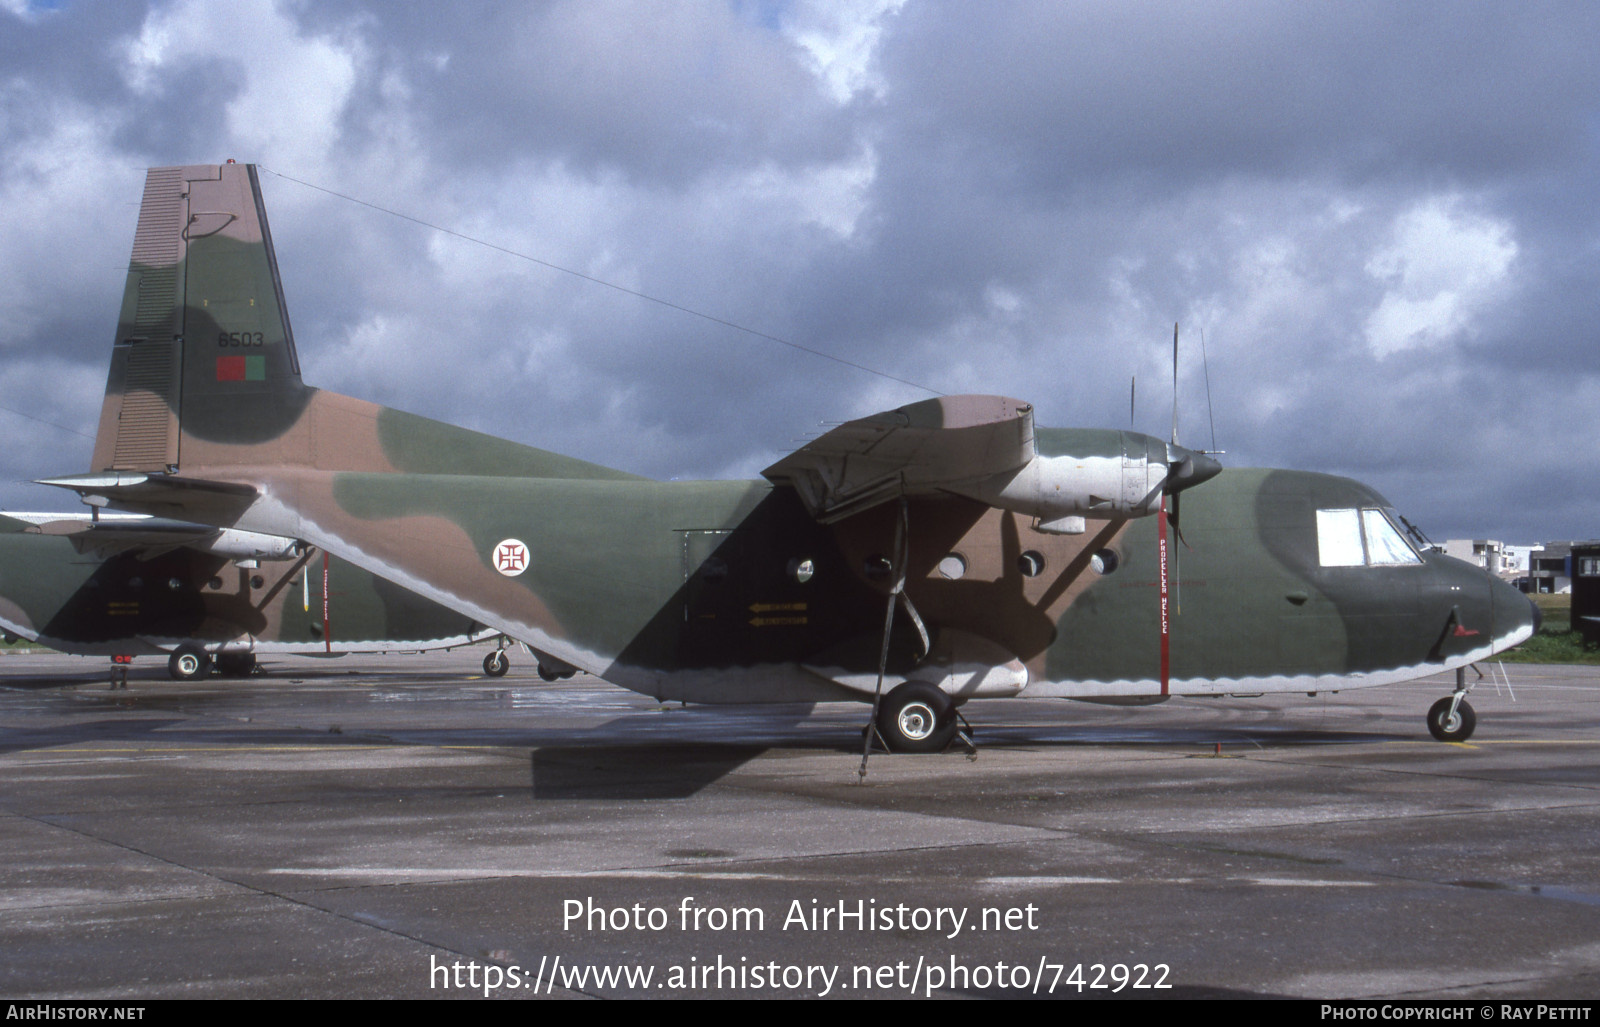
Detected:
left=0, top=0, right=1596, bottom=546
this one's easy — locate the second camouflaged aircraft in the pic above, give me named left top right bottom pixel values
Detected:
left=43, top=163, right=1537, bottom=750
left=0, top=510, right=501, bottom=678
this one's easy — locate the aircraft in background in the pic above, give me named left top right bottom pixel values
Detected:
left=0, top=510, right=507, bottom=678
left=39, top=163, right=1537, bottom=749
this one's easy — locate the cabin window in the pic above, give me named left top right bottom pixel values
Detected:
left=787, top=557, right=815, bottom=584
left=1317, top=508, right=1422, bottom=567
left=937, top=553, right=967, bottom=580
left=1017, top=551, right=1045, bottom=577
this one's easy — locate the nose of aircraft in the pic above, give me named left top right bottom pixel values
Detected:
left=1423, top=554, right=1537, bottom=658
left=1490, top=573, right=1539, bottom=648
left=1167, top=445, right=1223, bottom=494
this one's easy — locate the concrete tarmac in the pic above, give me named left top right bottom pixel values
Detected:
left=2, top=648, right=1598, bottom=999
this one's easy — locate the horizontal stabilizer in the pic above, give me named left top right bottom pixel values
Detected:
left=24, top=514, right=220, bottom=559
left=12, top=509, right=300, bottom=562
left=762, top=395, right=1034, bottom=522
left=36, top=472, right=258, bottom=525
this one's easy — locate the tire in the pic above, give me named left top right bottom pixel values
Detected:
left=1427, top=696, right=1476, bottom=742
left=877, top=682, right=957, bottom=753
left=483, top=650, right=509, bottom=677
left=537, top=662, right=559, bottom=682
left=215, top=652, right=257, bottom=677
left=168, top=645, right=212, bottom=681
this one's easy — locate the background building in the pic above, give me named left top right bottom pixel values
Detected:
left=1571, top=543, right=1600, bottom=644
left=1444, top=539, right=1509, bottom=576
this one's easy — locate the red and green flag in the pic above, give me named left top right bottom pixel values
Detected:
left=216, top=355, right=266, bottom=381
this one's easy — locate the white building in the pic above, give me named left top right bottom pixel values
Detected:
left=1443, top=539, right=1509, bottom=575
left=1501, top=544, right=1535, bottom=576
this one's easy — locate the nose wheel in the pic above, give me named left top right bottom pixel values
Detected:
left=1427, top=667, right=1478, bottom=742
left=1427, top=696, right=1476, bottom=742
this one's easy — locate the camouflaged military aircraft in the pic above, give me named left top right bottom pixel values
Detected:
left=39, top=162, right=1539, bottom=750
left=0, top=510, right=502, bottom=678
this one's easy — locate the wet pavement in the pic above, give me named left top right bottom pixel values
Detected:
left=2, top=649, right=1598, bottom=999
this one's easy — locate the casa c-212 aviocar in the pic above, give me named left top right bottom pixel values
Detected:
left=40, top=163, right=1539, bottom=753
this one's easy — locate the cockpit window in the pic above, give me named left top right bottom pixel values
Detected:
left=1363, top=509, right=1419, bottom=565
left=1317, top=508, right=1422, bottom=567
left=1316, top=509, right=1365, bottom=566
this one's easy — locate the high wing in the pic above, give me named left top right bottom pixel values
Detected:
left=762, top=395, right=1034, bottom=522
left=764, top=394, right=1221, bottom=533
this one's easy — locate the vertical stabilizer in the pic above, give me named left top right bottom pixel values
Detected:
left=92, top=163, right=309, bottom=473
left=70, top=162, right=639, bottom=492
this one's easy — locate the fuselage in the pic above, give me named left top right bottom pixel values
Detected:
left=213, top=457, right=1535, bottom=706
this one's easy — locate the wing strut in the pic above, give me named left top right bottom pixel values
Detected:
left=858, top=498, right=909, bottom=782
left=857, top=499, right=952, bottom=781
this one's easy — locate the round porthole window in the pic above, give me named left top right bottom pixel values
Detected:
left=1090, top=549, right=1120, bottom=575
left=863, top=554, right=893, bottom=582
left=788, top=557, right=815, bottom=584
left=937, top=553, right=967, bottom=580
left=1017, top=551, right=1045, bottom=577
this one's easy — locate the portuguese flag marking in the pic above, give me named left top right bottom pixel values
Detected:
left=216, top=355, right=266, bottom=381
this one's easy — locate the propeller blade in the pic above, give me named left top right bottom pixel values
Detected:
left=1171, top=489, right=1192, bottom=549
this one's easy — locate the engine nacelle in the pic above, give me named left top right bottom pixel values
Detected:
left=954, top=430, right=1219, bottom=532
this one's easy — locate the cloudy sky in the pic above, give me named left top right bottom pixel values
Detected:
left=1, top=0, right=1596, bottom=544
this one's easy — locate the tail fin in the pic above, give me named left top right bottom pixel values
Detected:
left=79, top=162, right=639, bottom=491
left=92, top=163, right=309, bottom=473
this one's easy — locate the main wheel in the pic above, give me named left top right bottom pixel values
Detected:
left=483, top=650, right=510, bottom=677
left=168, top=645, right=212, bottom=681
left=215, top=652, right=257, bottom=677
left=1427, top=696, right=1476, bottom=742
left=877, top=682, right=957, bottom=753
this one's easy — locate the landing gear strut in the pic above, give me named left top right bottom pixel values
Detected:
left=1427, top=667, right=1477, bottom=742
